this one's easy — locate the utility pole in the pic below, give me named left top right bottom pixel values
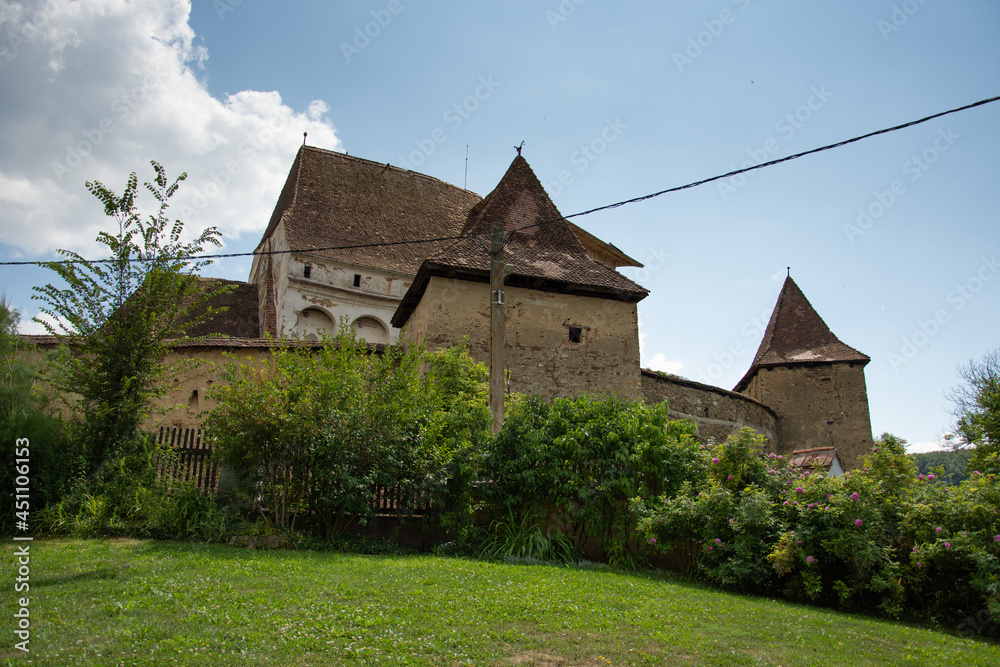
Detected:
left=489, top=217, right=506, bottom=434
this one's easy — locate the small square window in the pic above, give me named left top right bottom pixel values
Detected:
left=353, top=274, right=361, bottom=287
left=568, top=326, right=582, bottom=344
left=303, top=265, right=311, bottom=279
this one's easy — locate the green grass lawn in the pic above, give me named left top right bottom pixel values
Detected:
left=2, top=539, right=997, bottom=666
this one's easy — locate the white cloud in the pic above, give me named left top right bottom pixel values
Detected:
left=646, top=353, right=684, bottom=375
left=906, top=442, right=948, bottom=454
left=0, top=0, right=342, bottom=260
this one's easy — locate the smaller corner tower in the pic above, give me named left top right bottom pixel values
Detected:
left=734, top=276, right=873, bottom=469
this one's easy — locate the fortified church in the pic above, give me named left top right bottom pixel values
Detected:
left=169, top=145, right=874, bottom=469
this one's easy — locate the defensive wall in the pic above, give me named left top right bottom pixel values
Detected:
left=640, top=369, right=778, bottom=446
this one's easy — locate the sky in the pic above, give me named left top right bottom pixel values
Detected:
left=1, top=0, right=997, bottom=453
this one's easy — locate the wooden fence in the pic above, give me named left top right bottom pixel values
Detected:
left=153, top=427, right=430, bottom=515
left=155, top=426, right=219, bottom=492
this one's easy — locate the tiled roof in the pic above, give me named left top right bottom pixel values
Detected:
left=182, top=279, right=260, bottom=339
left=788, top=446, right=845, bottom=473
left=734, top=276, right=869, bottom=391
left=392, top=155, right=647, bottom=327
left=258, top=145, right=482, bottom=275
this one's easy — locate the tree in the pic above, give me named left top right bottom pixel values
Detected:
left=204, top=331, right=490, bottom=537
left=947, top=348, right=1000, bottom=474
left=0, top=299, right=77, bottom=533
left=32, top=161, right=223, bottom=471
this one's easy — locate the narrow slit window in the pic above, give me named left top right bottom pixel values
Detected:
left=303, top=265, right=312, bottom=279
left=568, top=326, right=583, bottom=344
left=353, top=274, right=361, bottom=287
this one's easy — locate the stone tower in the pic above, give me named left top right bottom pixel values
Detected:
left=733, top=276, right=873, bottom=469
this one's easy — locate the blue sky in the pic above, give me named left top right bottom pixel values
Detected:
left=1, top=0, right=997, bottom=452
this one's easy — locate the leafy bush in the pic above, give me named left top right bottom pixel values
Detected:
left=483, top=394, right=702, bottom=563
left=634, top=430, right=1000, bottom=634
left=204, top=332, right=490, bottom=537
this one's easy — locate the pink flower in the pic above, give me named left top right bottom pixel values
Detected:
left=807, top=503, right=815, bottom=509
left=727, top=474, right=734, bottom=480
left=916, top=562, right=922, bottom=568
left=769, top=453, right=776, bottom=459
left=918, top=474, right=925, bottom=480
left=777, top=455, right=784, bottom=460
left=769, top=470, right=776, bottom=475
left=827, top=494, right=833, bottom=500
left=854, top=519, right=863, bottom=527
left=715, top=538, right=722, bottom=545
left=712, top=458, right=720, bottom=464
left=783, top=501, right=789, bottom=506
left=935, top=526, right=943, bottom=533
left=850, top=492, right=859, bottom=501
left=913, top=547, right=917, bottom=553
left=973, top=470, right=981, bottom=475
left=995, top=535, right=1000, bottom=542
left=795, top=487, right=804, bottom=494
left=927, top=474, right=935, bottom=482
left=729, top=518, right=734, bottom=524
left=649, top=538, right=657, bottom=544
left=944, top=542, right=951, bottom=549
left=806, top=556, right=814, bottom=564
left=708, top=546, right=713, bottom=551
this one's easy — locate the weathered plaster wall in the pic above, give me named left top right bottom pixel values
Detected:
left=279, top=254, right=413, bottom=344
left=152, top=344, right=274, bottom=430
left=740, top=362, right=872, bottom=469
left=402, top=276, right=642, bottom=400
left=641, top=370, right=778, bottom=446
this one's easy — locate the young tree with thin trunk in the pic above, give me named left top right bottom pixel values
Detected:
left=33, top=161, right=223, bottom=471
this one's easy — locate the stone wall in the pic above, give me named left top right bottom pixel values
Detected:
left=739, top=362, right=872, bottom=469
left=402, top=276, right=642, bottom=400
left=641, top=370, right=778, bottom=446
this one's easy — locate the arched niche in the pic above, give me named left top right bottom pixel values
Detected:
left=351, top=316, right=390, bottom=344
left=293, top=307, right=336, bottom=342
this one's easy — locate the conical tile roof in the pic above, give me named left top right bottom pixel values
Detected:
left=734, top=276, right=868, bottom=391
left=392, top=155, right=647, bottom=327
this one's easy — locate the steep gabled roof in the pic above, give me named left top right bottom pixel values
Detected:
left=392, top=155, right=647, bottom=327
left=256, top=145, right=482, bottom=275
left=734, top=276, right=869, bottom=392
left=181, top=278, right=260, bottom=339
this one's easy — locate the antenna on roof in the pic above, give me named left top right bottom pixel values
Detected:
left=787, top=267, right=791, bottom=277
left=515, top=141, right=525, bottom=156
left=303, top=132, right=308, bottom=146
left=465, top=145, right=469, bottom=190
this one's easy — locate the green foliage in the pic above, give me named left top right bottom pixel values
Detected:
left=634, top=429, right=1000, bottom=634
left=913, top=448, right=972, bottom=485
left=0, top=299, right=80, bottom=535
left=635, top=428, right=791, bottom=590
left=478, top=507, right=576, bottom=563
left=484, top=394, right=702, bottom=562
left=204, top=332, right=490, bottom=537
left=32, top=161, right=223, bottom=471
left=948, top=348, right=1000, bottom=475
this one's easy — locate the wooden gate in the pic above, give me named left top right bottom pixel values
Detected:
left=156, top=426, right=219, bottom=491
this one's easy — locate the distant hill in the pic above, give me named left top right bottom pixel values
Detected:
left=911, top=449, right=973, bottom=485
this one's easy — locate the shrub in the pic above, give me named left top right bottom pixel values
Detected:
left=485, top=394, right=702, bottom=564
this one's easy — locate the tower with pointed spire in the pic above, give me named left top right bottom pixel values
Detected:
left=733, top=276, right=873, bottom=468
left=392, top=154, right=648, bottom=400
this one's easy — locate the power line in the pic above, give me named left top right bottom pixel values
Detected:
left=2, top=94, right=996, bottom=269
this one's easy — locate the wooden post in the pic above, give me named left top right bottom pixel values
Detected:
left=489, top=218, right=506, bottom=434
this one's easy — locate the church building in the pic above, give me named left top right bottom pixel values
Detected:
left=141, top=144, right=874, bottom=467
